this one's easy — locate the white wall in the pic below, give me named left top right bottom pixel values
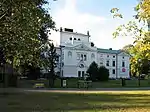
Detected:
left=54, top=29, right=131, bottom=78
left=60, top=31, right=89, bottom=46
left=117, top=53, right=130, bottom=78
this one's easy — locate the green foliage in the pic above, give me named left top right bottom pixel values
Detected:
left=110, top=8, right=123, bottom=18
left=97, top=66, right=109, bottom=81
left=0, top=0, right=55, bottom=69
left=87, top=62, right=109, bottom=81
left=111, top=0, right=150, bottom=77
left=42, top=42, right=58, bottom=87
left=86, top=61, right=99, bottom=81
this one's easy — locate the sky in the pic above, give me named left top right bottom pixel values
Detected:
left=47, top=0, right=138, bottom=50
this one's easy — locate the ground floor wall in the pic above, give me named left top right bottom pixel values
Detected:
left=62, top=65, right=130, bottom=78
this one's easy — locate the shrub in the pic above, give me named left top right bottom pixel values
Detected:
left=97, top=66, right=109, bottom=81
left=87, top=61, right=99, bottom=81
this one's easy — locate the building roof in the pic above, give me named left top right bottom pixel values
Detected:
left=97, top=48, right=121, bottom=54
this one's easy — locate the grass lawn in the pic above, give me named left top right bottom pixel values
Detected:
left=1, top=90, right=150, bottom=112
left=17, top=78, right=150, bottom=88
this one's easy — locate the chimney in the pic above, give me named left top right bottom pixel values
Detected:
left=60, top=27, right=62, bottom=32
left=87, top=31, right=89, bottom=36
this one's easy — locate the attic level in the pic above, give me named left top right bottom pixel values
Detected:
left=60, top=27, right=90, bottom=37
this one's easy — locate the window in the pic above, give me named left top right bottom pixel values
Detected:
left=81, top=54, right=83, bottom=60
left=100, top=59, right=104, bottom=65
left=113, top=56, right=115, bottom=58
left=112, top=69, right=115, bottom=74
left=112, top=61, right=115, bottom=67
left=82, top=71, right=85, bottom=77
left=106, top=60, right=109, bottom=66
left=122, top=61, right=125, bottom=67
left=91, top=53, right=95, bottom=59
left=74, top=38, right=76, bottom=40
left=100, top=62, right=103, bottom=65
left=68, top=51, right=72, bottom=57
left=84, top=54, right=87, bottom=61
left=70, top=37, right=72, bottom=40
left=78, top=38, right=80, bottom=41
left=122, top=56, right=124, bottom=59
left=77, top=54, right=80, bottom=60
left=107, top=55, right=109, bottom=58
left=78, top=71, right=81, bottom=77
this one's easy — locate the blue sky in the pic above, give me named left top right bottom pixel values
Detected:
left=48, top=0, right=138, bottom=49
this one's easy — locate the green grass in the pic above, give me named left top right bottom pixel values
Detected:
left=17, top=78, right=150, bottom=88
left=1, top=90, right=150, bottom=112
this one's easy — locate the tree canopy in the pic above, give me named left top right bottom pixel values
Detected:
left=111, top=0, right=150, bottom=76
left=0, top=0, right=55, bottom=69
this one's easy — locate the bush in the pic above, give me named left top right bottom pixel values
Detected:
left=86, top=61, right=99, bottom=81
left=97, top=66, right=109, bottom=81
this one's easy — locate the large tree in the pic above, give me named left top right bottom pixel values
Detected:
left=0, top=0, right=55, bottom=69
left=111, top=0, right=150, bottom=76
left=43, top=42, right=58, bottom=87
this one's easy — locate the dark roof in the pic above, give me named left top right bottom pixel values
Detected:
left=97, top=48, right=121, bottom=54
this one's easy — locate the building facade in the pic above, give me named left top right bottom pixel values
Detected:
left=55, top=28, right=130, bottom=79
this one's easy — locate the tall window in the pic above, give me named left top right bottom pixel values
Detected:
left=112, top=61, right=115, bottom=67
left=106, top=60, right=109, bottom=66
left=78, top=71, right=81, bottom=77
left=112, top=69, right=115, bottom=74
left=122, top=61, right=125, bottom=67
left=91, top=53, right=95, bottom=59
left=100, top=59, right=104, bottom=65
left=81, top=54, right=83, bottom=60
left=82, top=71, right=85, bottom=77
left=68, top=51, right=72, bottom=57
left=84, top=54, right=87, bottom=61
left=77, top=54, right=80, bottom=60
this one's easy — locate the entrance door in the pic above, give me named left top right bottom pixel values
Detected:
left=78, top=71, right=81, bottom=77
left=82, top=71, right=85, bottom=78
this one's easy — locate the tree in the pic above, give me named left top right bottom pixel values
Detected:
left=122, top=44, right=134, bottom=55
left=97, top=66, right=109, bottom=81
left=43, top=42, right=58, bottom=87
left=87, top=61, right=99, bottom=81
left=0, top=0, right=55, bottom=69
left=111, top=0, right=150, bottom=77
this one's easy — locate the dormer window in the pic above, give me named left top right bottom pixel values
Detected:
left=78, top=38, right=80, bottom=41
left=74, top=38, right=76, bottom=40
left=70, top=37, right=72, bottom=40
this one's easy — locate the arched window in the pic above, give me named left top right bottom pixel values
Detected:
left=91, top=53, right=95, bottom=59
left=68, top=51, right=72, bottom=57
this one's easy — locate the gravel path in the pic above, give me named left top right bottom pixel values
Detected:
left=1, top=87, right=150, bottom=94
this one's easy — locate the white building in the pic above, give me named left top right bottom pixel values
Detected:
left=55, top=28, right=130, bottom=79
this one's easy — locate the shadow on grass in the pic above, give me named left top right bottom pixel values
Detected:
left=1, top=92, right=150, bottom=112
